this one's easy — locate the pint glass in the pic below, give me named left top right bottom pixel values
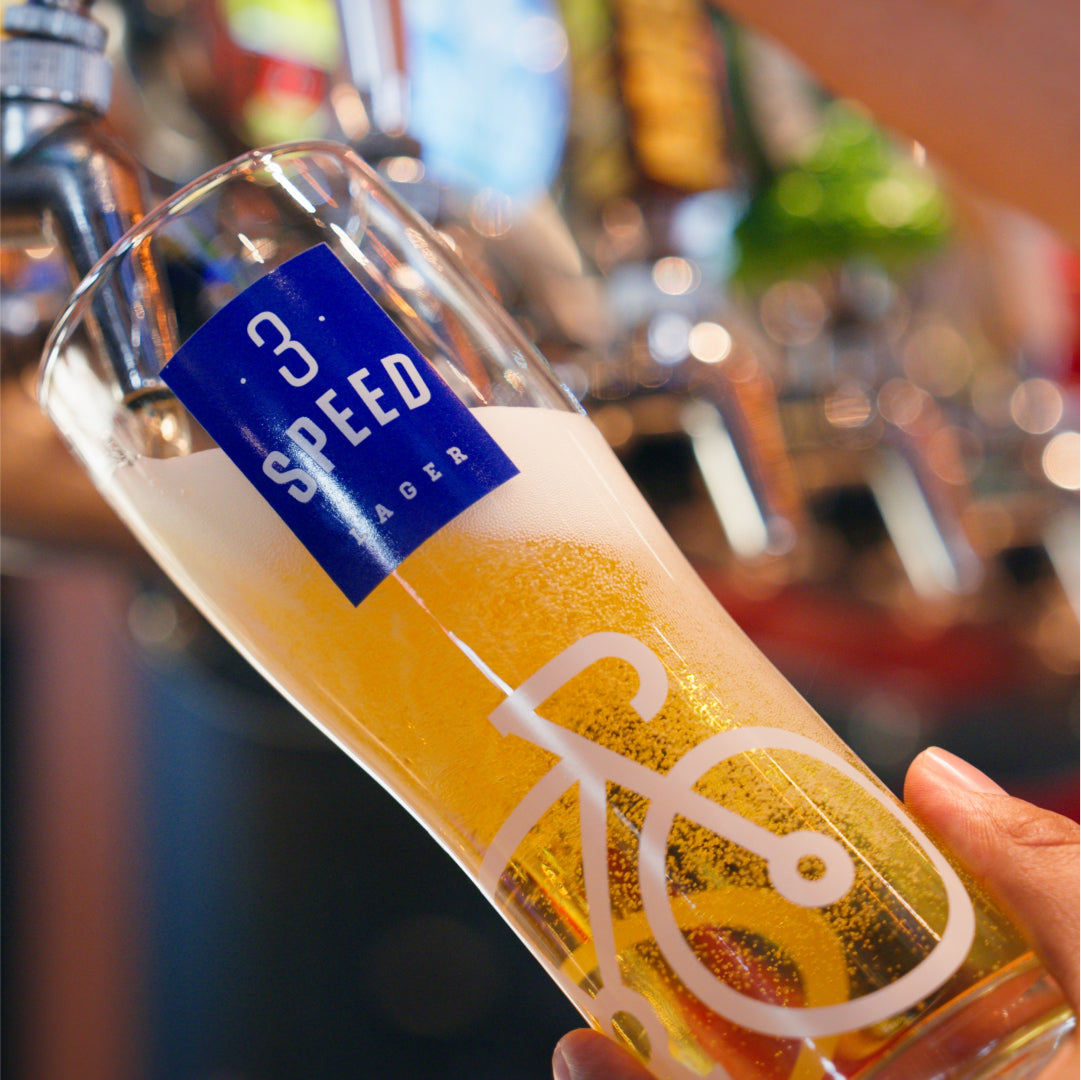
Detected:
left=39, top=141, right=1073, bottom=1079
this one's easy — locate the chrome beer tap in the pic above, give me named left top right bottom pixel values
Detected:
left=2, top=0, right=172, bottom=402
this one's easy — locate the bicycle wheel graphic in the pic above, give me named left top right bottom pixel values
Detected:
left=639, top=726, right=976, bottom=1038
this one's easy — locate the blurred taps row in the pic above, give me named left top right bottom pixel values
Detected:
left=3, top=1, right=1078, bottom=769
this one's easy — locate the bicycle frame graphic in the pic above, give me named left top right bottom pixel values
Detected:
left=478, top=633, right=975, bottom=1079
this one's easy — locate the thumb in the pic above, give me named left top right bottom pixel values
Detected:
left=553, top=1029, right=655, bottom=1080
left=903, top=747, right=1079, bottom=1014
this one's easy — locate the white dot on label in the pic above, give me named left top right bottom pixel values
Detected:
left=319, top=315, right=326, bottom=322
left=240, top=377, right=247, bottom=384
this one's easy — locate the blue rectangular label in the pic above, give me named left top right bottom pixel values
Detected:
left=161, top=243, right=519, bottom=605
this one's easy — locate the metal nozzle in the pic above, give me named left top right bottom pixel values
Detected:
left=2, top=1, right=173, bottom=400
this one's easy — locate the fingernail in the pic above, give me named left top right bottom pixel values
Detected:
left=920, top=746, right=1007, bottom=794
left=552, top=1045, right=571, bottom=1080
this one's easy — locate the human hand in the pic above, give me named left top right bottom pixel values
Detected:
left=902, top=748, right=1079, bottom=1080
left=552, top=747, right=1079, bottom=1080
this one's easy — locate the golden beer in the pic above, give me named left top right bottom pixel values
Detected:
left=110, top=405, right=1058, bottom=1079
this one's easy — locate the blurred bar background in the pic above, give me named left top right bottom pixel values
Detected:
left=2, top=2, right=1077, bottom=1078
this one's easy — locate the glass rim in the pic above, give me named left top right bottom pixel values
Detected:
left=37, top=138, right=371, bottom=409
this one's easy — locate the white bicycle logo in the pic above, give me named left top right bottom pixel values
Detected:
left=478, top=633, right=975, bottom=1078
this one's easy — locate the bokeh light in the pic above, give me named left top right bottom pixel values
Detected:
left=688, top=321, right=733, bottom=364
left=824, top=382, right=873, bottom=428
left=759, top=279, right=828, bottom=346
left=1011, top=378, right=1064, bottom=434
left=647, top=311, right=692, bottom=365
left=652, top=256, right=699, bottom=296
left=1042, top=431, right=1080, bottom=490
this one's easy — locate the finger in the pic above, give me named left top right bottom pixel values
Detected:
left=1041, top=1037, right=1080, bottom=1080
left=904, top=746, right=1080, bottom=1013
left=553, top=1028, right=656, bottom=1080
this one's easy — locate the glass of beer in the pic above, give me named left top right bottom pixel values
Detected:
left=39, top=141, right=1072, bottom=1079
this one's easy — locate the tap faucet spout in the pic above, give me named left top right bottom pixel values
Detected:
left=2, top=1, right=174, bottom=400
